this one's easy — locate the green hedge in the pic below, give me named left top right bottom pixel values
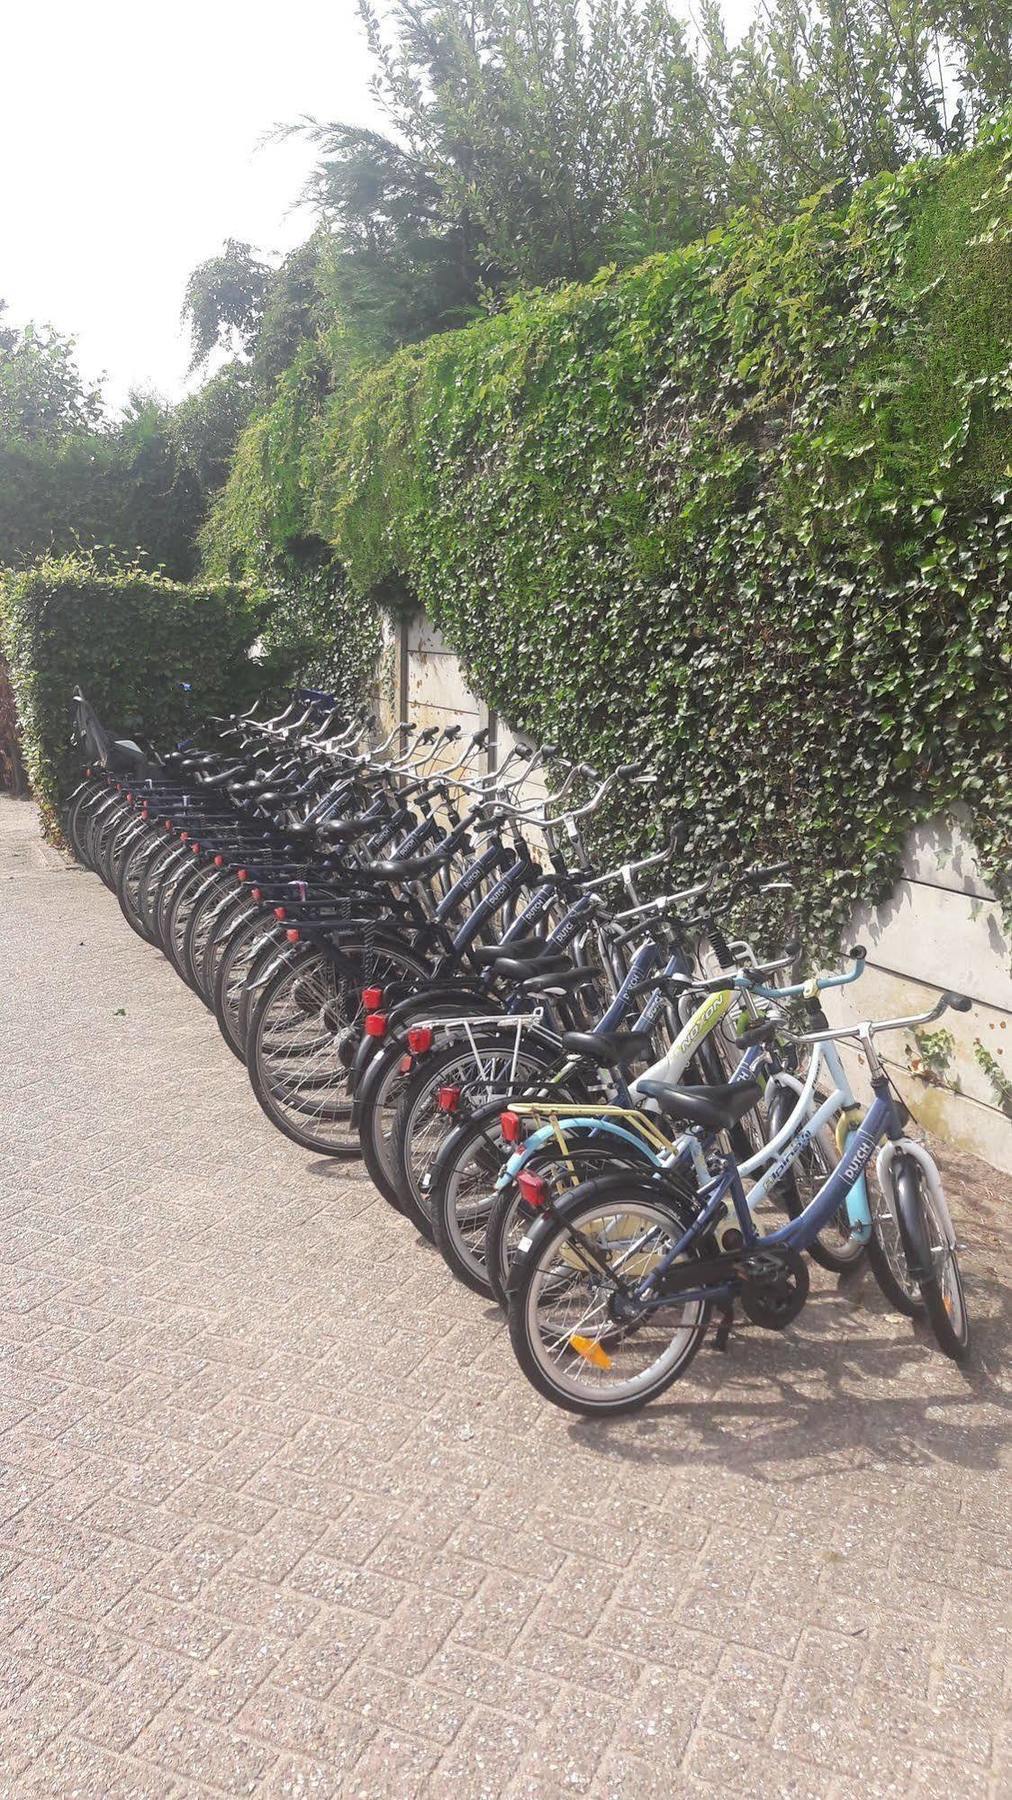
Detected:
left=0, top=557, right=265, bottom=823
left=206, top=124, right=1012, bottom=942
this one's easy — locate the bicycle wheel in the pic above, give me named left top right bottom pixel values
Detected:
left=138, top=839, right=188, bottom=944
left=167, top=865, right=223, bottom=990
left=248, top=934, right=428, bottom=1157
left=892, top=1157, right=970, bottom=1360
left=392, top=1037, right=561, bottom=1239
left=508, top=1180, right=710, bottom=1416
left=357, top=1000, right=498, bottom=1214
left=201, top=890, right=257, bottom=1004
left=64, top=780, right=105, bottom=865
left=484, top=1140, right=651, bottom=1311
left=767, top=1090, right=866, bottom=1274
left=216, top=914, right=282, bottom=1059
left=865, top=1165, right=924, bottom=1317
left=116, top=825, right=165, bottom=944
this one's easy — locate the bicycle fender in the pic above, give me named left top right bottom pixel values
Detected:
left=496, top=1119, right=663, bottom=1190
left=877, top=1140, right=956, bottom=1249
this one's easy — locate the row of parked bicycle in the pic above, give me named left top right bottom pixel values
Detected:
left=63, top=687, right=973, bottom=1414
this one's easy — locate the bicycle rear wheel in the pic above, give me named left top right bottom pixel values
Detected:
left=508, top=1182, right=710, bottom=1416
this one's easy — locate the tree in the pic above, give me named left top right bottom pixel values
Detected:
left=0, top=306, right=105, bottom=445
left=695, top=0, right=1010, bottom=219
left=181, top=240, right=272, bottom=371
left=289, top=0, right=727, bottom=348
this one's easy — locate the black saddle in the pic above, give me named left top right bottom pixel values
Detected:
left=561, top=1029, right=655, bottom=1069
left=634, top=1078, right=763, bottom=1132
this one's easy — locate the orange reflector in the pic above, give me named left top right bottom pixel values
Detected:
left=500, top=1110, right=521, bottom=1143
left=407, top=1025, right=433, bottom=1054
left=517, top=1169, right=548, bottom=1208
left=365, top=1012, right=388, bottom=1039
left=569, top=1334, right=612, bottom=1370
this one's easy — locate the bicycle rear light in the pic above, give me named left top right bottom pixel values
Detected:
left=285, top=927, right=301, bottom=943
left=365, top=1012, right=388, bottom=1038
left=399, top=1053, right=413, bottom=1072
left=407, top=1025, right=434, bottom=1054
left=251, top=888, right=262, bottom=901
left=273, top=906, right=286, bottom=921
left=500, top=1110, right=521, bottom=1143
left=362, top=986, right=383, bottom=1012
left=214, top=854, right=224, bottom=867
left=437, top=1085, right=462, bottom=1113
left=237, top=869, right=248, bottom=881
left=517, top=1169, right=548, bottom=1208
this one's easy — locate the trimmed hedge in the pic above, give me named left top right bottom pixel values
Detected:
left=206, top=124, right=1012, bottom=943
left=0, top=558, right=264, bottom=823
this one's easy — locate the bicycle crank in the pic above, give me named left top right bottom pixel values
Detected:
left=739, top=1247, right=809, bottom=1329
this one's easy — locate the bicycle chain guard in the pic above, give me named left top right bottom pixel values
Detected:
left=739, top=1246, right=809, bottom=1329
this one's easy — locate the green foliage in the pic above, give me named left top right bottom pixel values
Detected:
left=0, top=557, right=265, bottom=820
left=973, top=1035, right=1012, bottom=1114
left=0, top=307, right=105, bottom=445
left=208, top=126, right=1012, bottom=946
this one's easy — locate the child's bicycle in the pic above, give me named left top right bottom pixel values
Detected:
left=505, top=981, right=973, bottom=1415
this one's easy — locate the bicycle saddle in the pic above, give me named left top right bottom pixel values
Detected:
left=472, top=937, right=548, bottom=966
left=634, top=1078, right=763, bottom=1131
left=561, top=1029, right=655, bottom=1068
left=492, top=953, right=572, bottom=983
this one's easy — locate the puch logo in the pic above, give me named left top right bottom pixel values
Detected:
left=768, top=1125, right=812, bottom=1187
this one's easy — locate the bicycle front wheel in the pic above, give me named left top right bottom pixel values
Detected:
left=893, top=1158, right=970, bottom=1361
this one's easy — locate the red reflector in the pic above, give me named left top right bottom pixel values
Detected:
left=437, top=1084, right=462, bottom=1113
left=273, top=906, right=286, bottom=921
left=399, top=1053, right=413, bottom=1073
left=251, top=887, right=262, bottom=901
left=407, top=1025, right=433, bottom=1054
left=517, top=1169, right=549, bottom=1208
left=164, top=820, right=172, bottom=830
left=500, top=1110, right=521, bottom=1143
left=365, top=1012, right=388, bottom=1038
left=362, top=985, right=383, bottom=1012
left=191, top=843, right=200, bottom=853
left=180, top=831, right=188, bottom=841
left=214, top=854, right=224, bottom=867
left=285, top=927, right=301, bottom=943
left=237, top=869, right=248, bottom=881
left=126, top=792, right=132, bottom=802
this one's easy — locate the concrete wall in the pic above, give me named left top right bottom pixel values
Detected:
left=824, top=816, right=1012, bottom=1173
left=377, top=612, right=1012, bottom=1174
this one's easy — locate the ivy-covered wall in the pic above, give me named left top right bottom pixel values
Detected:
left=205, top=125, right=1012, bottom=945
left=0, top=558, right=264, bottom=824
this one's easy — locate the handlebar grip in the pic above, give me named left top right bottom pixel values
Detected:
left=849, top=945, right=867, bottom=960
left=616, top=757, right=648, bottom=778
left=944, top=992, right=973, bottom=1012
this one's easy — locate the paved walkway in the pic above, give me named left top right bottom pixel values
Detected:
left=0, top=795, right=1009, bottom=1798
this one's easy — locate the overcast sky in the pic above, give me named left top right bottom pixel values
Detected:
left=1, top=0, right=754, bottom=412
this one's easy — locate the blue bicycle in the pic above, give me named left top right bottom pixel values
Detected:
left=506, top=983, right=973, bottom=1414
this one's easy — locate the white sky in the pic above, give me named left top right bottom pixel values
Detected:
left=1, top=0, right=755, bottom=413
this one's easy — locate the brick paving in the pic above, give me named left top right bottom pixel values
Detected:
left=1, top=792, right=1009, bottom=1799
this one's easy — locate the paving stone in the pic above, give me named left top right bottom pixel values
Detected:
left=1, top=795, right=1009, bottom=1798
